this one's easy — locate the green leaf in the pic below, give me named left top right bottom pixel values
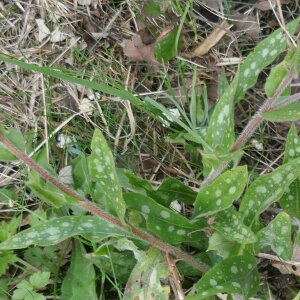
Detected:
left=87, top=250, right=136, bottom=283
left=0, top=128, right=26, bottom=161
left=279, top=124, right=300, bottom=217
left=205, top=69, right=239, bottom=152
left=27, top=171, right=78, bottom=208
left=124, top=192, right=204, bottom=244
left=256, top=212, right=292, bottom=260
left=0, top=216, right=132, bottom=250
left=116, top=168, right=153, bottom=195
left=71, top=155, right=91, bottom=194
left=207, top=232, right=237, bottom=258
left=24, top=246, right=57, bottom=271
left=240, top=157, right=300, bottom=226
left=264, top=47, right=296, bottom=98
left=0, top=216, right=21, bottom=242
left=143, top=0, right=161, bottom=18
left=155, top=27, right=179, bottom=61
left=12, top=281, right=34, bottom=300
left=123, top=248, right=170, bottom=300
left=193, top=166, right=248, bottom=218
left=187, top=256, right=259, bottom=299
left=234, top=17, right=300, bottom=102
left=88, top=129, right=125, bottom=222
left=262, top=102, right=300, bottom=122
left=61, top=241, right=97, bottom=300
left=0, top=250, right=17, bottom=276
left=212, top=208, right=257, bottom=244
left=29, top=272, right=50, bottom=289
left=153, top=177, right=197, bottom=206
left=217, top=70, right=229, bottom=98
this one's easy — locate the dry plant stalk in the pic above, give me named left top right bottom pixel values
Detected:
left=0, top=131, right=209, bottom=272
left=192, top=20, right=232, bottom=57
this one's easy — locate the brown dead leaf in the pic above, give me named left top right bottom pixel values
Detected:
left=191, top=20, right=232, bottom=57
left=123, top=34, right=158, bottom=66
left=234, top=13, right=260, bottom=41
left=255, top=0, right=276, bottom=10
left=272, top=244, right=300, bottom=276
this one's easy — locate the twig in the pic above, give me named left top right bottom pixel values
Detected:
left=256, top=252, right=300, bottom=267
left=0, top=130, right=209, bottom=273
left=166, top=254, right=185, bottom=300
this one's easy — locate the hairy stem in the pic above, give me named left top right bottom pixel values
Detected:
left=202, top=67, right=295, bottom=186
left=0, top=131, right=208, bottom=272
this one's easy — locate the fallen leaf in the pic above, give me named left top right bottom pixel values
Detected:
left=255, top=0, right=276, bottom=10
left=77, top=0, right=92, bottom=5
left=192, top=20, right=232, bottom=57
left=234, top=13, right=260, bottom=41
left=50, top=27, right=67, bottom=43
left=59, top=166, right=74, bottom=185
left=35, top=19, right=50, bottom=42
left=272, top=244, right=300, bottom=276
left=201, top=0, right=221, bottom=11
left=79, top=98, right=94, bottom=115
left=123, top=35, right=158, bottom=65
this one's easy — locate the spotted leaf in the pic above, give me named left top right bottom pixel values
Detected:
left=88, top=129, right=126, bottom=222
left=262, top=102, right=300, bottom=122
left=264, top=47, right=296, bottom=98
left=212, top=208, right=257, bottom=244
left=240, top=157, right=300, bottom=226
left=205, top=70, right=239, bottom=152
left=186, top=255, right=259, bottom=299
left=279, top=124, right=300, bottom=218
left=124, top=192, right=204, bottom=245
left=256, top=212, right=292, bottom=260
left=0, top=216, right=132, bottom=250
left=234, top=17, right=300, bottom=102
left=193, top=166, right=248, bottom=219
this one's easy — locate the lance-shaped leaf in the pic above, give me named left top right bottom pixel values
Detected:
left=264, top=47, right=296, bottom=98
left=262, top=102, right=300, bottom=122
left=234, top=17, right=300, bottom=102
left=123, top=248, right=170, bottom=300
left=27, top=171, right=78, bottom=208
left=212, top=208, right=257, bottom=244
left=61, top=241, right=97, bottom=300
left=186, top=255, right=259, bottom=299
left=279, top=124, right=300, bottom=218
left=193, top=166, right=248, bottom=219
left=124, top=192, right=204, bottom=244
left=240, top=157, right=300, bottom=226
left=205, top=70, right=239, bottom=152
left=256, top=212, right=292, bottom=260
left=0, top=216, right=132, bottom=250
left=88, top=129, right=126, bottom=222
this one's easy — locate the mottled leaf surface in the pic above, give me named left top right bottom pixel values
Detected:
left=262, top=102, right=300, bottom=122
left=256, top=212, right=292, bottom=260
left=0, top=216, right=132, bottom=250
left=187, top=256, right=259, bottom=299
left=206, top=70, right=239, bottom=152
left=88, top=129, right=125, bottom=222
left=240, top=157, right=300, bottom=226
left=193, top=166, right=248, bottom=218
left=212, top=208, right=257, bottom=244
left=124, top=192, right=204, bottom=244
left=234, top=17, right=300, bottom=101
left=61, top=241, right=97, bottom=300
left=280, top=124, right=300, bottom=218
